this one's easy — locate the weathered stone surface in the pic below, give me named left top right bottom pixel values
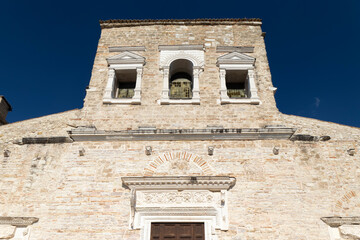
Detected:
left=0, top=19, right=359, bottom=240
left=339, top=225, right=360, bottom=239
left=0, top=225, right=15, bottom=239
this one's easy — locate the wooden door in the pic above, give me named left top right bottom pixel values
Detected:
left=150, top=222, right=204, bottom=240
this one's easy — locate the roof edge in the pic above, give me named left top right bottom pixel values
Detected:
left=0, top=96, right=12, bottom=111
left=100, top=18, right=262, bottom=29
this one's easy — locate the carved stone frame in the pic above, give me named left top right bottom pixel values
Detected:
left=217, top=52, right=260, bottom=105
left=321, top=217, right=360, bottom=240
left=122, top=176, right=236, bottom=240
left=103, top=51, right=145, bottom=105
left=159, top=46, right=204, bottom=105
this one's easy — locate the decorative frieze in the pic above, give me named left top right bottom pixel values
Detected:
left=122, top=176, right=235, bottom=233
left=136, top=190, right=219, bottom=207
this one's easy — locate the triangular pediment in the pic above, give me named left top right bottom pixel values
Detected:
left=217, top=52, right=255, bottom=65
left=107, top=51, right=145, bottom=65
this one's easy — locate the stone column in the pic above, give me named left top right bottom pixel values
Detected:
left=132, top=67, right=142, bottom=104
left=248, top=69, right=259, bottom=100
left=104, top=68, right=116, bottom=100
left=219, top=68, right=229, bottom=102
left=160, top=67, right=170, bottom=104
left=192, top=67, right=201, bottom=103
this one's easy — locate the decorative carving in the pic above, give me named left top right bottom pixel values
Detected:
left=107, top=51, right=145, bottom=65
left=143, top=151, right=214, bottom=176
left=160, top=50, right=204, bottom=69
left=137, top=191, right=216, bottom=206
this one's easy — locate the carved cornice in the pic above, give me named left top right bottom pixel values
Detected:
left=100, top=19, right=262, bottom=29
left=109, top=46, right=146, bottom=52
left=321, top=217, right=360, bottom=228
left=0, top=217, right=39, bottom=227
left=107, top=51, right=145, bottom=65
left=159, top=45, right=204, bottom=51
left=122, top=176, right=236, bottom=191
left=68, top=126, right=296, bottom=142
left=217, top=52, right=255, bottom=65
left=216, top=46, right=254, bottom=53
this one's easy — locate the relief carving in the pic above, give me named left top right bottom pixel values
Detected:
left=137, top=191, right=218, bottom=206
left=144, top=151, right=214, bottom=176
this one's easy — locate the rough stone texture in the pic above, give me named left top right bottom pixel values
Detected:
left=0, top=96, right=11, bottom=125
left=339, top=225, right=360, bottom=239
left=0, top=225, right=15, bottom=239
left=0, top=19, right=359, bottom=240
left=82, top=23, right=281, bottom=130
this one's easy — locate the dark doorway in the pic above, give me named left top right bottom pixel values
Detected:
left=150, top=222, right=204, bottom=240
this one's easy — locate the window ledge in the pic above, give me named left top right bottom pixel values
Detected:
left=159, top=98, right=200, bottom=105
left=103, top=98, right=141, bottom=105
left=220, top=98, right=260, bottom=105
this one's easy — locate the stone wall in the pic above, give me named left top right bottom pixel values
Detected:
left=0, top=136, right=359, bottom=239
left=0, top=20, right=359, bottom=240
left=82, top=23, right=282, bottom=130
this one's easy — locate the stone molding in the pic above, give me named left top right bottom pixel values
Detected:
left=158, top=45, right=204, bottom=51
left=109, top=46, right=146, bottom=52
left=122, top=176, right=236, bottom=191
left=68, top=126, right=296, bottom=141
left=104, top=51, right=145, bottom=105
left=106, top=51, right=145, bottom=65
left=217, top=51, right=255, bottom=65
left=216, top=46, right=254, bottom=53
left=0, top=217, right=39, bottom=227
left=321, top=217, right=360, bottom=228
left=159, top=49, right=204, bottom=105
left=99, top=18, right=262, bottom=29
left=322, top=217, right=360, bottom=240
left=121, top=176, right=235, bottom=234
left=217, top=52, right=260, bottom=105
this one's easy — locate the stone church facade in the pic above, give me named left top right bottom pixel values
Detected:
left=0, top=19, right=359, bottom=240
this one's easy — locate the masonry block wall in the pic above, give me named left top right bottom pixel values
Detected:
left=0, top=19, right=359, bottom=240
left=82, top=20, right=281, bottom=129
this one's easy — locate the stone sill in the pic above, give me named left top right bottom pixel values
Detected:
left=159, top=98, right=200, bottom=105
left=220, top=98, right=261, bottom=105
left=103, top=98, right=141, bottom=105
left=68, top=126, right=296, bottom=142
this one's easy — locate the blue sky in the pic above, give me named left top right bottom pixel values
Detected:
left=1, top=0, right=359, bottom=128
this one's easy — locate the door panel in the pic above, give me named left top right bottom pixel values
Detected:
left=150, top=223, right=204, bottom=240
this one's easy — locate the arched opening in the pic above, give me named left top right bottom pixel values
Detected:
left=169, top=59, right=193, bottom=99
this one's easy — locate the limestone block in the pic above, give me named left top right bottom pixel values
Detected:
left=339, top=225, right=360, bottom=239
left=0, top=225, right=16, bottom=239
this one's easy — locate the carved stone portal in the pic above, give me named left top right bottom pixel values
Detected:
left=0, top=217, right=38, bottom=240
left=322, top=217, right=360, bottom=240
left=122, top=176, right=236, bottom=239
